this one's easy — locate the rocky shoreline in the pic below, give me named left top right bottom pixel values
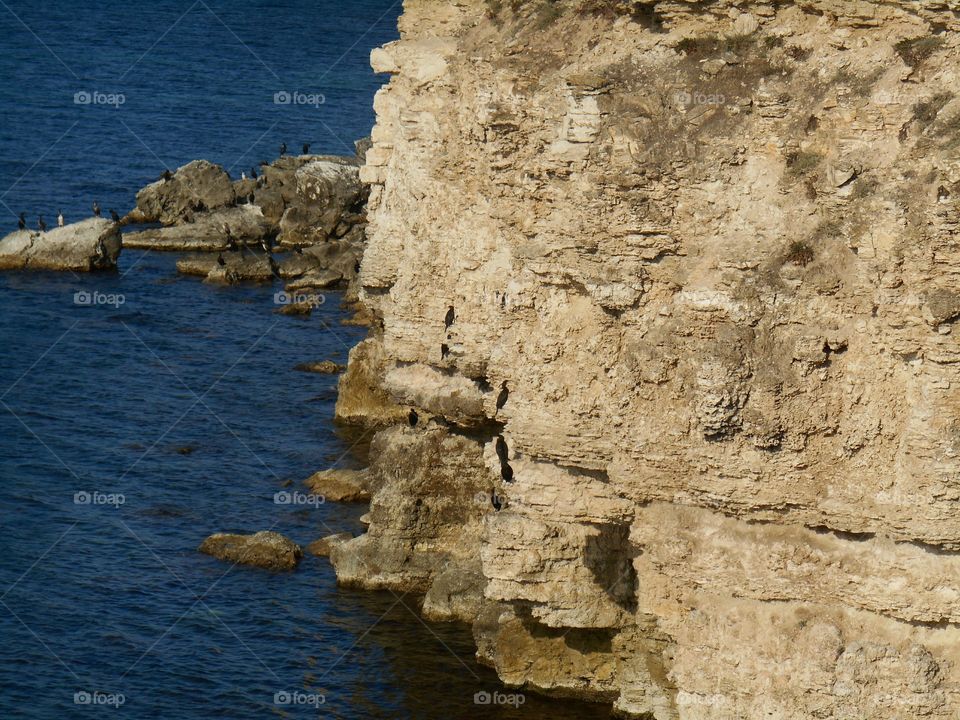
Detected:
left=9, top=0, right=960, bottom=717
left=285, top=1, right=960, bottom=718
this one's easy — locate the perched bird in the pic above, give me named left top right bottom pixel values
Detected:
left=37, top=216, right=47, bottom=233
left=217, top=253, right=226, bottom=267
left=109, top=209, right=120, bottom=223
left=279, top=142, right=287, bottom=157
left=57, top=210, right=64, bottom=228
left=223, top=225, right=239, bottom=252
left=496, top=381, right=509, bottom=411
left=18, top=212, right=26, bottom=230
left=491, top=491, right=502, bottom=511
left=241, top=171, right=246, bottom=181
left=353, top=260, right=360, bottom=273
left=95, top=237, right=105, bottom=258
left=92, top=201, right=101, bottom=217
left=408, top=408, right=419, bottom=427
left=440, top=343, right=450, bottom=359
left=444, top=305, right=455, bottom=329
left=161, top=169, right=173, bottom=182
left=302, top=143, right=310, bottom=155
left=250, top=166, right=258, bottom=179
left=495, top=436, right=509, bottom=465
left=260, top=238, right=272, bottom=254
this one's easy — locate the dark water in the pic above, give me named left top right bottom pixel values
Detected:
left=0, top=2, right=611, bottom=718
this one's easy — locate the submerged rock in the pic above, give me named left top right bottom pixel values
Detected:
left=198, top=531, right=302, bottom=571
left=0, top=218, right=121, bottom=272
left=304, top=468, right=370, bottom=502
left=295, top=360, right=346, bottom=374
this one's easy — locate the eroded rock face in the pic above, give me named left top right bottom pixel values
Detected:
left=0, top=218, right=121, bottom=272
left=198, top=531, right=302, bottom=571
left=334, top=0, right=960, bottom=717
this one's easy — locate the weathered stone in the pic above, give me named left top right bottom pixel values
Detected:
left=134, top=160, right=236, bottom=225
left=0, top=218, right=121, bottom=272
left=306, top=532, right=353, bottom=558
left=304, top=468, right=370, bottom=502
left=294, top=360, right=345, bottom=374
left=199, top=531, right=302, bottom=571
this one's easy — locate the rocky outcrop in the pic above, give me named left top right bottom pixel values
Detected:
left=131, top=160, right=235, bottom=225
left=199, top=531, right=302, bottom=571
left=306, top=532, right=353, bottom=558
left=124, top=204, right=274, bottom=251
left=276, top=159, right=366, bottom=247
left=0, top=218, right=121, bottom=272
left=124, top=154, right=367, bottom=291
left=331, top=1, right=960, bottom=717
left=304, top=468, right=370, bottom=502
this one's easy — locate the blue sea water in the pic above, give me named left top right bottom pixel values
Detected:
left=0, top=2, right=612, bottom=718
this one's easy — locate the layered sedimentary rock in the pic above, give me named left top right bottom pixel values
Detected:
left=332, top=1, right=960, bottom=717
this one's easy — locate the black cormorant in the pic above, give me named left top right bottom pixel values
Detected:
left=279, top=142, right=287, bottom=156
left=440, top=344, right=450, bottom=359
left=302, top=143, right=310, bottom=155
left=491, top=491, right=502, bottom=511
left=161, top=170, right=173, bottom=182
left=250, top=167, right=258, bottom=179
left=496, top=382, right=509, bottom=411
left=223, top=225, right=239, bottom=252
left=444, top=305, right=455, bottom=329
left=408, top=408, right=419, bottom=427
left=37, top=216, right=46, bottom=233
left=92, top=201, right=101, bottom=217
left=17, top=213, right=25, bottom=230
left=294, top=245, right=303, bottom=255
left=109, top=209, right=120, bottom=223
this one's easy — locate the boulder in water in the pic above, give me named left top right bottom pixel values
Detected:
left=0, top=218, right=121, bottom=272
left=199, top=530, right=302, bottom=571
left=133, top=160, right=236, bottom=225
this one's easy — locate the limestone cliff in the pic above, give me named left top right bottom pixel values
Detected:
left=332, top=1, right=960, bottom=717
